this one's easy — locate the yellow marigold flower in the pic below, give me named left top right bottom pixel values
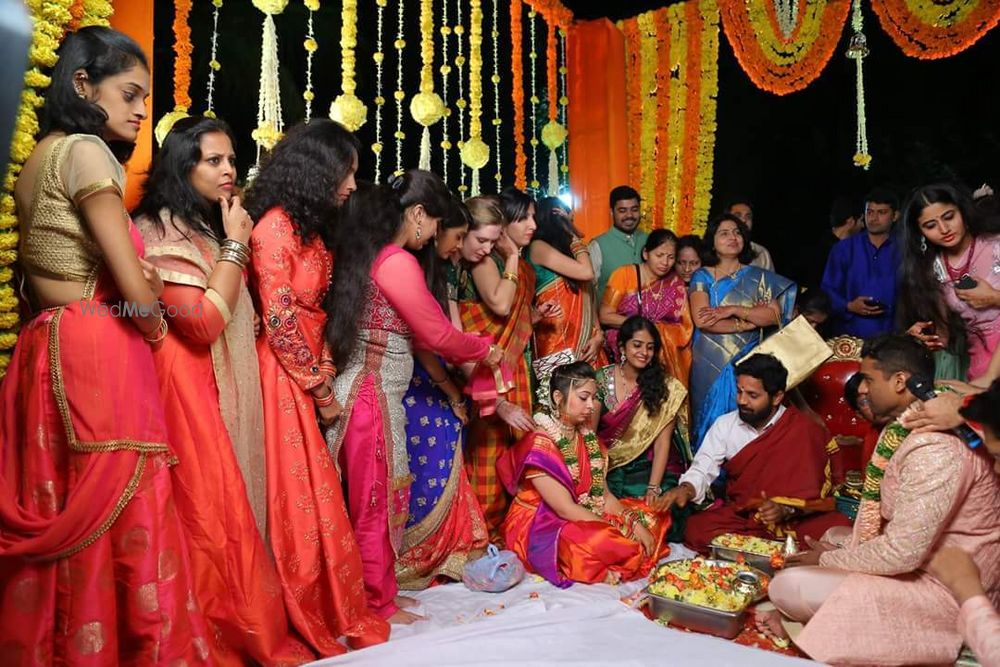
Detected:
left=304, top=0, right=320, bottom=10
left=304, top=38, right=318, bottom=53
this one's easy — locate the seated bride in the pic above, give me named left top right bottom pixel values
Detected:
left=497, top=361, right=671, bottom=587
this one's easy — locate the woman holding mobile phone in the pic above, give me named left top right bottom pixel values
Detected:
left=899, top=183, right=1000, bottom=380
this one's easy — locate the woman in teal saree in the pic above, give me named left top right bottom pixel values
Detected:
left=689, top=214, right=796, bottom=449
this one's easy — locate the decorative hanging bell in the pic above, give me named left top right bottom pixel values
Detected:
left=846, top=32, right=869, bottom=60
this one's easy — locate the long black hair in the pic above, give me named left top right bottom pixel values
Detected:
left=41, top=26, right=148, bottom=163
left=701, top=212, right=756, bottom=266
left=326, top=170, right=452, bottom=368
left=897, top=182, right=998, bottom=343
left=617, top=316, right=668, bottom=414
left=533, top=197, right=581, bottom=257
left=132, top=116, right=235, bottom=241
left=244, top=119, right=359, bottom=249
left=499, top=186, right=534, bottom=224
left=420, top=195, right=471, bottom=311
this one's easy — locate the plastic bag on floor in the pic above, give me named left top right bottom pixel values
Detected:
left=462, top=544, right=525, bottom=593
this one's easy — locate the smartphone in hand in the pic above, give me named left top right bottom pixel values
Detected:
left=954, top=275, right=978, bottom=290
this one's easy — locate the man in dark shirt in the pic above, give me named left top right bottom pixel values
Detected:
left=821, top=187, right=901, bottom=337
left=800, top=196, right=863, bottom=289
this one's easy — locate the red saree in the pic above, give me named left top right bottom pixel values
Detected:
left=684, top=407, right=851, bottom=553
left=250, top=208, right=388, bottom=653
left=140, top=216, right=313, bottom=665
left=459, top=257, right=536, bottom=537
left=532, top=266, right=607, bottom=366
left=0, top=233, right=210, bottom=664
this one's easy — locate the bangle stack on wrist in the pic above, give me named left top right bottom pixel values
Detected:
left=219, top=239, right=251, bottom=268
left=143, top=315, right=169, bottom=344
left=502, top=271, right=518, bottom=283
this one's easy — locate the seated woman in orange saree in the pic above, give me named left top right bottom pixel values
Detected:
left=600, top=230, right=693, bottom=387
left=497, top=362, right=671, bottom=587
left=1, top=32, right=210, bottom=662
left=135, top=117, right=312, bottom=664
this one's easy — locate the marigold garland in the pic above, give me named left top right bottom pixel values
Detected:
left=522, top=0, right=573, bottom=29
left=411, top=0, right=446, bottom=170
left=871, top=0, right=1000, bottom=59
left=510, top=0, right=527, bottom=190
left=204, top=0, right=223, bottom=117
left=373, top=0, right=387, bottom=180
left=77, top=0, right=112, bottom=28
left=329, top=0, right=367, bottom=132
left=154, top=0, right=193, bottom=146
left=460, top=0, right=489, bottom=195
left=250, top=0, right=286, bottom=172
left=720, top=0, right=851, bottom=95
left=621, top=0, right=719, bottom=235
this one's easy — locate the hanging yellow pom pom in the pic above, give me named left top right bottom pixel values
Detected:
left=251, top=123, right=283, bottom=150
left=541, top=121, right=567, bottom=150
left=460, top=138, right=490, bottom=170
left=304, top=0, right=320, bottom=10
left=252, top=0, right=288, bottom=14
left=304, top=38, right=318, bottom=53
left=409, top=91, right=445, bottom=127
left=329, top=93, right=368, bottom=131
left=154, top=106, right=190, bottom=147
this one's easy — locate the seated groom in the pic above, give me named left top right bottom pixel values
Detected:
left=767, top=335, right=1000, bottom=665
left=657, top=354, right=850, bottom=553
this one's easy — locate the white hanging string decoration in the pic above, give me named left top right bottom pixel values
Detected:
left=490, top=0, right=502, bottom=189
left=205, top=0, right=223, bottom=117
left=528, top=9, right=539, bottom=193
left=373, top=0, right=388, bottom=181
left=302, top=0, right=318, bottom=122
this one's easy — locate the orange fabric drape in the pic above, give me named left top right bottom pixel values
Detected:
left=111, top=0, right=154, bottom=210
left=567, top=19, right=628, bottom=241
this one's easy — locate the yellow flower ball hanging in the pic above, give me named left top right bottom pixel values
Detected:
left=251, top=123, right=283, bottom=150
left=304, top=0, right=320, bottom=10
left=329, top=93, right=368, bottom=131
left=460, top=137, right=490, bottom=170
left=409, top=91, right=445, bottom=127
left=154, top=107, right=191, bottom=147
left=541, top=121, right=567, bottom=150
left=252, top=0, right=288, bottom=15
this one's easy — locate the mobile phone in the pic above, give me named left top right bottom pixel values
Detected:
left=864, top=298, right=885, bottom=309
left=955, top=275, right=978, bottom=290
left=920, top=323, right=936, bottom=336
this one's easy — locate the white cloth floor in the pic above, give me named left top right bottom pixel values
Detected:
left=307, top=544, right=818, bottom=667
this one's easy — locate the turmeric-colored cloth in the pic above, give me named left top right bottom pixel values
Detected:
left=497, top=431, right=670, bottom=587
left=602, top=266, right=693, bottom=387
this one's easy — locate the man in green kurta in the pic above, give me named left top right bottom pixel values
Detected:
left=588, top=185, right=649, bottom=303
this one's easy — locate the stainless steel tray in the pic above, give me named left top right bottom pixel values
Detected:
left=644, top=559, right=766, bottom=639
left=710, top=539, right=783, bottom=575
left=645, top=589, right=746, bottom=639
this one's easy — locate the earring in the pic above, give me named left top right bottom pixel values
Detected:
left=920, top=236, right=927, bottom=253
left=619, top=354, right=626, bottom=369
left=552, top=404, right=560, bottom=420
left=74, top=84, right=86, bottom=99
left=415, top=224, right=422, bottom=241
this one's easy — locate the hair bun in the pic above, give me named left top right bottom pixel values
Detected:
left=388, top=173, right=405, bottom=190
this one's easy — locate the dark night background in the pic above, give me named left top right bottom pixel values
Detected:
left=153, top=0, right=1000, bottom=286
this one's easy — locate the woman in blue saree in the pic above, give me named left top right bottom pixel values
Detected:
left=689, top=213, right=796, bottom=448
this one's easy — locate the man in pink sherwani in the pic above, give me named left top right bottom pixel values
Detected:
left=767, top=335, right=1000, bottom=665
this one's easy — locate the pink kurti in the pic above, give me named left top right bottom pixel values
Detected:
left=795, top=433, right=1000, bottom=665
left=959, top=596, right=1000, bottom=667
left=327, top=245, right=490, bottom=619
left=935, top=234, right=1000, bottom=378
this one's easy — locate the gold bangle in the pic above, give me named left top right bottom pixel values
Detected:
left=744, top=306, right=752, bottom=320
left=502, top=271, right=518, bottom=283
left=143, top=316, right=168, bottom=343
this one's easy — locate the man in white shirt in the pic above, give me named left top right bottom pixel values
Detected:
left=657, top=354, right=850, bottom=552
